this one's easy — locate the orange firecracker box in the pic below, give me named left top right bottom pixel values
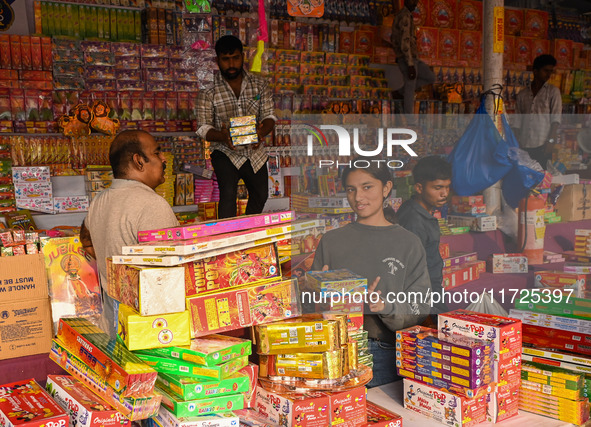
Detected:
left=459, top=31, right=482, bottom=66
left=0, top=379, right=69, bottom=427
left=514, top=37, right=532, bottom=65
left=365, top=401, right=403, bottom=426
left=457, top=0, right=481, bottom=31
left=530, top=39, right=550, bottom=60
left=400, top=0, right=428, bottom=26
left=354, top=29, right=375, bottom=56
left=504, top=36, right=515, bottom=64
left=338, top=32, right=354, bottom=54
left=504, top=8, right=523, bottom=35
left=416, top=27, right=438, bottom=59
left=184, top=243, right=280, bottom=296
left=437, top=29, right=459, bottom=63
left=429, top=0, right=456, bottom=28
left=523, top=9, right=549, bottom=38
left=553, top=39, right=574, bottom=69
left=439, top=243, right=450, bottom=259
left=187, top=279, right=300, bottom=338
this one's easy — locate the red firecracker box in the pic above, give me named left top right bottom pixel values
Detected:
left=530, top=39, right=550, bottom=60
left=552, top=39, right=574, bottom=69
left=504, top=36, right=515, bottom=64
left=522, top=323, right=591, bottom=345
left=523, top=9, right=549, bottom=38
left=457, top=0, right=481, bottom=31
left=416, top=27, right=438, bottom=60
left=459, top=31, right=482, bottom=66
left=504, top=8, right=523, bottom=35
left=339, top=31, right=354, bottom=54
left=365, top=401, right=403, bottom=426
left=439, top=243, right=450, bottom=259
left=429, top=0, right=456, bottom=28
left=354, top=29, right=375, bottom=56
left=437, top=29, right=459, bottom=63
left=514, top=37, right=532, bottom=65
left=0, top=379, right=69, bottom=427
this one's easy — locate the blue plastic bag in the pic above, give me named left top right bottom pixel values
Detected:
left=448, top=100, right=514, bottom=196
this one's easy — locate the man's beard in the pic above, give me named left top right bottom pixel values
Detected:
left=221, top=68, right=242, bottom=80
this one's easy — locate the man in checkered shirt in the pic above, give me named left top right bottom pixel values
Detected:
left=197, top=35, right=277, bottom=219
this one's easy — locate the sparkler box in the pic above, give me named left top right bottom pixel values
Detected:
left=156, top=386, right=244, bottom=418
left=154, top=405, right=239, bottom=427
left=155, top=372, right=250, bottom=401
left=45, top=375, right=131, bottom=427
left=139, top=334, right=251, bottom=366
left=0, top=378, right=69, bottom=427
left=135, top=353, right=248, bottom=381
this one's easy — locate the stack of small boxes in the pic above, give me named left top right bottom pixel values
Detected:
left=441, top=251, right=486, bottom=291
left=230, top=115, right=258, bottom=147
left=174, top=172, right=195, bottom=206
left=448, top=195, right=497, bottom=232
left=0, top=143, right=14, bottom=214
left=574, top=229, right=591, bottom=256
left=155, top=152, right=174, bottom=206
left=85, top=166, right=113, bottom=201
left=0, top=228, right=39, bottom=256
left=13, top=166, right=53, bottom=213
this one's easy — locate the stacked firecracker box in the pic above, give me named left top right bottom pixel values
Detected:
left=447, top=195, right=497, bottom=233
left=437, top=242, right=486, bottom=292
left=395, top=310, right=522, bottom=425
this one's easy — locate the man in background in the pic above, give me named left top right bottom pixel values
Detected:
left=196, top=35, right=277, bottom=218
left=514, top=54, right=562, bottom=168
left=391, top=0, right=435, bottom=117
left=397, top=156, right=452, bottom=315
left=81, top=129, right=179, bottom=336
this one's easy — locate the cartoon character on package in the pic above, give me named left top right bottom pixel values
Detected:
left=90, top=100, right=120, bottom=135
left=58, top=104, right=93, bottom=137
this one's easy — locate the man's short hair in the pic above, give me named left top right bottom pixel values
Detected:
left=533, top=54, right=557, bottom=70
left=413, top=156, right=452, bottom=185
left=109, top=130, right=149, bottom=179
left=215, top=35, right=243, bottom=56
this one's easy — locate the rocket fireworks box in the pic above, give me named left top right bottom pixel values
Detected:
left=117, top=304, right=191, bottom=351
left=534, top=270, right=591, bottom=292
left=40, top=237, right=102, bottom=327
left=138, top=211, right=292, bottom=242
left=402, top=378, right=487, bottom=427
left=107, top=260, right=185, bottom=316
left=55, top=318, right=157, bottom=396
left=45, top=375, right=131, bottom=427
left=187, top=279, right=300, bottom=338
left=0, top=379, right=69, bottom=427
left=156, top=372, right=250, bottom=401
left=135, top=353, right=248, bottom=381
left=49, top=342, right=161, bottom=421
left=255, top=319, right=340, bottom=354
left=184, top=243, right=280, bottom=296
left=156, top=386, right=244, bottom=418
left=139, top=335, right=251, bottom=366
left=155, top=405, right=239, bottom=427
left=365, top=401, right=403, bottom=427
left=487, top=253, right=528, bottom=274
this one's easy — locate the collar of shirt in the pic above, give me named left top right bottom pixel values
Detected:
left=110, top=179, right=155, bottom=192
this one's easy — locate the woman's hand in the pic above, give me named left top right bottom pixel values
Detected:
left=368, top=276, right=385, bottom=312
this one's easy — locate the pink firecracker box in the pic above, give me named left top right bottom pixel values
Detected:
left=138, top=211, right=292, bottom=242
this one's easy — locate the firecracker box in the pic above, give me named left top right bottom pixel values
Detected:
left=564, top=251, right=591, bottom=264
left=402, top=378, right=487, bottom=427
left=451, top=196, right=483, bottom=206
left=518, top=388, right=589, bottom=425
left=154, top=405, right=239, bottom=427
left=11, top=166, right=50, bottom=182
left=53, top=196, right=89, bottom=213
left=523, top=9, right=549, bottom=38
left=552, top=39, right=574, bottom=69
left=450, top=204, right=486, bottom=215
left=416, top=27, right=438, bottom=60
left=139, top=335, right=251, bottom=366
left=187, top=279, right=300, bottom=338
left=45, top=375, right=131, bottom=427
left=0, top=379, right=69, bottom=427
left=457, top=0, right=481, bottom=31
left=107, top=260, right=185, bottom=316
left=255, top=319, right=341, bottom=354
left=254, top=385, right=367, bottom=427
left=442, top=252, right=478, bottom=268
left=184, top=243, right=280, bottom=296
left=534, top=270, right=591, bottom=292
left=458, top=31, right=482, bottom=67
left=530, top=38, right=550, bottom=60
left=439, top=243, right=450, bottom=259
left=447, top=215, right=496, bottom=232
left=487, top=253, right=528, bottom=274
left=138, top=211, right=292, bottom=242
left=118, top=304, right=191, bottom=351
left=55, top=318, right=157, bottom=396
left=305, top=269, right=367, bottom=295
left=504, top=8, right=523, bottom=35
left=437, top=29, right=459, bottom=63
left=504, top=36, right=515, bottom=64
left=49, top=340, right=161, bottom=421
left=522, top=323, right=591, bottom=345
left=441, top=262, right=482, bottom=290
left=365, top=401, right=403, bottom=426
left=429, top=0, right=456, bottom=28
left=514, top=37, right=532, bottom=65
left=156, top=372, right=250, bottom=401
left=564, top=263, right=591, bottom=275
left=523, top=333, right=591, bottom=357
left=156, top=386, right=244, bottom=418
left=135, top=353, right=248, bottom=381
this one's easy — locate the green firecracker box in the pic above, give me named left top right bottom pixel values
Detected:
left=135, top=353, right=248, bottom=380
left=139, top=335, right=251, bottom=366
left=156, top=386, right=244, bottom=418
left=156, top=372, right=250, bottom=400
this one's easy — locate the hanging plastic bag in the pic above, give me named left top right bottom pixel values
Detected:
left=448, top=98, right=514, bottom=195
left=501, top=123, right=545, bottom=208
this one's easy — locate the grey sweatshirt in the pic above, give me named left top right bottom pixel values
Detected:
left=311, top=222, right=432, bottom=343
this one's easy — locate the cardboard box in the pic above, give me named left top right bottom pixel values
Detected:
left=118, top=304, right=191, bottom=351
left=554, top=184, right=591, bottom=222
left=524, top=9, right=548, bottom=38
left=0, top=254, right=53, bottom=360
left=514, top=37, right=532, bottom=65
left=46, top=375, right=131, bottom=427
left=437, top=29, right=459, bottom=63
left=458, top=30, right=481, bottom=67
left=187, top=279, right=299, bottom=338
left=0, top=379, right=69, bottom=427
left=552, top=39, right=574, bottom=69
left=107, top=260, right=185, bottom=316
left=429, top=0, right=456, bottom=28
left=402, top=378, right=487, bottom=426
left=487, top=253, right=528, bottom=274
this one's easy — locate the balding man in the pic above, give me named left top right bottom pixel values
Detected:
left=81, top=130, right=179, bottom=335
